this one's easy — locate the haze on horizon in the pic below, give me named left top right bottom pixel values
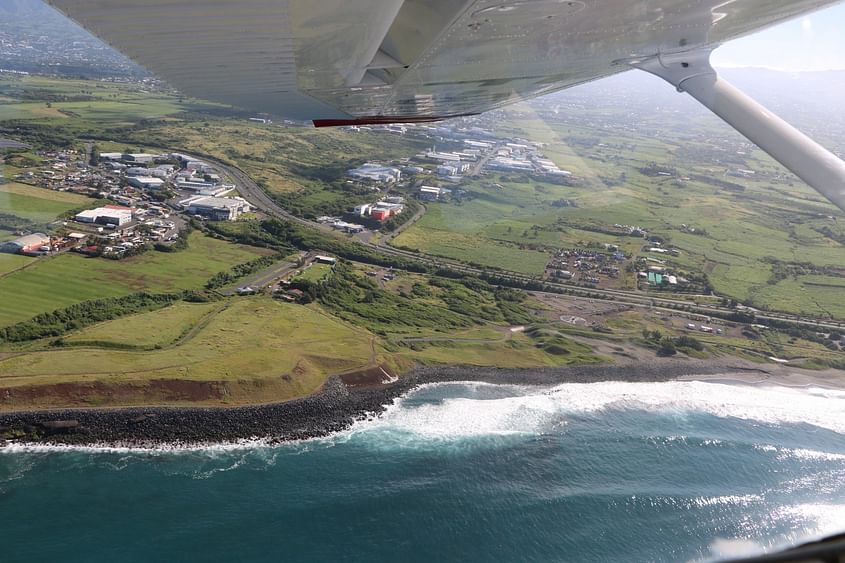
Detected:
left=712, top=2, right=845, bottom=71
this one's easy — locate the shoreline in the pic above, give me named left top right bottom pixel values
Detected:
left=1, top=358, right=841, bottom=449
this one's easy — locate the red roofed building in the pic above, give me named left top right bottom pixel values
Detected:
left=371, top=208, right=390, bottom=221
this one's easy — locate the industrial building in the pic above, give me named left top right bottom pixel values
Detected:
left=0, top=233, right=50, bottom=254
left=127, top=176, right=165, bottom=190
left=75, top=206, right=133, bottom=226
left=127, top=165, right=174, bottom=179
left=486, top=156, right=534, bottom=172
left=347, top=163, right=401, bottom=183
left=123, top=153, right=159, bottom=164
left=186, top=196, right=250, bottom=221
left=353, top=203, right=372, bottom=216
left=370, top=208, right=390, bottom=221
left=418, top=186, right=441, bottom=201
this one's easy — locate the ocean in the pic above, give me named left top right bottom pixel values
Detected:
left=2, top=380, right=844, bottom=562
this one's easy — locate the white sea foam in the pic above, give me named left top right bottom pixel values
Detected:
left=3, top=380, right=844, bottom=452
left=343, top=380, right=845, bottom=443
left=0, top=436, right=275, bottom=455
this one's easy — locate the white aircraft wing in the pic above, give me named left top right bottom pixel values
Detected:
left=47, top=0, right=845, bottom=210
left=46, top=0, right=838, bottom=125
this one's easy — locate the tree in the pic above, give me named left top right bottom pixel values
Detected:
left=89, top=144, right=100, bottom=167
left=657, top=337, right=677, bottom=356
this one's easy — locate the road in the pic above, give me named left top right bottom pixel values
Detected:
left=220, top=251, right=312, bottom=295
left=376, top=202, right=427, bottom=245
left=174, top=149, right=845, bottom=331
left=468, top=143, right=498, bottom=177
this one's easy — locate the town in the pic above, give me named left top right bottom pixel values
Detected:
left=2, top=147, right=251, bottom=258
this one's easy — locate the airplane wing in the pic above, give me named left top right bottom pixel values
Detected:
left=46, top=0, right=845, bottom=212
left=46, top=0, right=838, bottom=125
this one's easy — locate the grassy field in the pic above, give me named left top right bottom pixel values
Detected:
left=63, top=301, right=223, bottom=349
left=391, top=102, right=845, bottom=317
left=0, top=253, right=33, bottom=276
left=0, top=74, right=216, bottom=125
left=0, top=181, right=94, bottom=223
left=399, top=330, right=604, bottom=368
left=0, top=233, right=269, bottom=327
left=0, top=297, right=375, bottom=407
left=294, top=262, right=332, bottom=283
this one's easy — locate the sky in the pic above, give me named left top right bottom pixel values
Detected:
left=712, top=2, right=845, bottom=71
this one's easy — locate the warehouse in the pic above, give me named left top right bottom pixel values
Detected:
left=347, top=163, right=401, bottom=183
left=187, top=196, right=249, bottom=221
left=0, top=233, right=50, bottom=254
left=418, top=186, right=441, bottom=201
left=74, top=206, right=133, bottom=226
left=127, top=176, right=165, bottom=190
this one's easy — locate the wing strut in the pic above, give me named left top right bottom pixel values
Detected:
left=628, top=49, right=845, bottom=213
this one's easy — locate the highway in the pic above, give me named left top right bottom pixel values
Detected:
left=180, top=150, right=844, bottom=332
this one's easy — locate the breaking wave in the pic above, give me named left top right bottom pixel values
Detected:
left=340, top=380, right=845, bottom=445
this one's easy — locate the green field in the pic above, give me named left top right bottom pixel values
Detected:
left=63, top=300, right=223, bottom=348
left=395, top=225, right=550, bottom=275
left=0, top=233, right=269, bottom=327
left=390, top=103, right=845, bottom=317
left=400, top=330, right=604, bottom=368
left=0, top=253, right=32, bottom=276
left=294, top=262, right=332, bottom=283
left=0, top=297, right=375, bottom=406
left=0, top=182, right=94, bottom=223
left=0, top=75, right=216, bottom=125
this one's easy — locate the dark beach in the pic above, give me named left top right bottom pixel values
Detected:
left=0, top=358, right=834, bottom=448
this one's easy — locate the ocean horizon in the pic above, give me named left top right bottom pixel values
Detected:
left=2, top=379, right=844, bottom=562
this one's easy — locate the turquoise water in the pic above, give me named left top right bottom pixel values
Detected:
left=2, top=380, right=845, bottom=562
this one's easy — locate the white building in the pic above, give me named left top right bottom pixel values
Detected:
left=486, top=157, right=533, bottom=172
left=437, top=165, right=458, bottom=177
left=353, top=203, right=373, bottom=216
left=418, top=186, right=441, bottom=201
left=127, top=176, right=165, bottom=190
left=186, top=197, right=250, bottom=221
left=423, top=150, right=462, bottom=163
left=123, top=153, right=159, bottom=164
left=75, top=206, right=133, bottom=226
left=347, top=163, right=402, bottom=183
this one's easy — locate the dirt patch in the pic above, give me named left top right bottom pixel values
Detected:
left=0, top=379, right=225, bottom=410
left=339, top=364, right=399, bottom=388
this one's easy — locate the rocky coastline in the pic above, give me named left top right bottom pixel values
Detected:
left=0, top=360, right=777, bottom=448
